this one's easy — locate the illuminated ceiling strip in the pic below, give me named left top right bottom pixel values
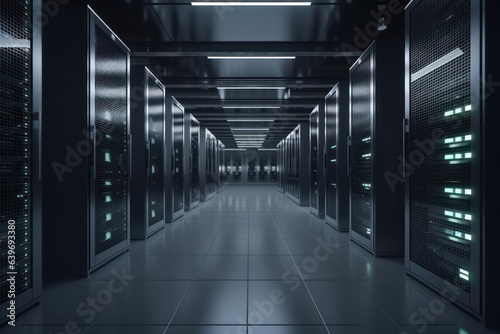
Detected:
left=193, top=2, right=310, bottom=6
left=218, top=87, right=286, bottom=90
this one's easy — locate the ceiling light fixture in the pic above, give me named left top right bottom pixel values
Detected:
left=218, top=87, right=286, bottom=90
left=209, top=56, right=296, bottom=59
left=222, top=107, right=280, bottom=109
left=193, top=2, right=310, bottom=6
left=227, top=119, right=274, bottom=122
left=258, top=149, right=278, bottom=151
left=231, top=128, right=270, bottom=131
left=225, top=149, right=248, bottom=151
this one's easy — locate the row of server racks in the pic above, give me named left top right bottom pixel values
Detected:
left=184, top=114, right=225, bottom=211
left=277, top=0, right=499, bottom=327
left=0, top=1, right=227, bottom=303
left=223, top=150, right=278, bottom=184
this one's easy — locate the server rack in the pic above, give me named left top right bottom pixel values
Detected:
left=348, top=14, right=405, bottom=256
left=270, top=151, right=278, bottom=183
left=325, top=81, right=350, bottom=231
left=405, top=0, right=500, bottom=326
left=200, top=127, right=217, bottom=201
left=224, top=150, right=243, bottom=183
left=258, top=152, right=271, bottom=183
left=0, top=0, right=42, bottom=319
left=284, top=124, right=310, bottom=207
left=43, top=6, right=131, bottom=276
left=165, top=96, right=184, bottom=222
left=130, top=67, right=165, bottom=239
left=309, top=105, right=325, bottom=218
left=277, top=141, right=284, bottom=192
left=184, top=114, right=200, bottom=211
left=217, top=140, right=225, bottom=192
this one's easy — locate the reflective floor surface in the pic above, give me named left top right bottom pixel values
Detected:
left=4, top=185, right=497, bottom=334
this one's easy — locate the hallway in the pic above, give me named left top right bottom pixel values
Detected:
left=6, top=186, right=495, bottom=334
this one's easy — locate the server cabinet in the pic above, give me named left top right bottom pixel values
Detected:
left=405, top=0, right=500, bottom=326
left=200, top=127, right=217, bottom=201
left=270, top=151, right=278, bottom=183
left=0, top=0, right=42, bottom=319
left=285, top=124, right=310, bottom=207
left=277, top=141, right=284, bottom=192
left=166, top=96, right=184, bottom=221
left=309, top=105, right=325, bottom=218
left=349, top=15, right=405, bottom=256
left=130, top=67, right=165, bottom=239
left=43, top=6, right=130, bottom=276
left=217, top=140, right=225, bottom=192
left=325, top=81, right=350, bottom=231
left=184, top=114, right=200, bottom=211
left=258, top=152, right=271, bottom=183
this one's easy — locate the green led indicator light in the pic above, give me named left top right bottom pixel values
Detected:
left=106, top=196, right=111, bottom=202
left=445, top=211, right=454, bottom=217
left=106, top=213, right=112, bottom=221
left=465, top=105, right=472, bottom=111
left=105, top=181, right=112, bottom=186
left=445, top=188, right=454, bottom=193
left=105, top=232, right=111, bottom=240
left=445, top=155, right=454, bottom=160
left=465, top=234, right=472, bottom=240
left=152, top=210, right=156, bottom=218
left=105, top=152, right=111, bottom=162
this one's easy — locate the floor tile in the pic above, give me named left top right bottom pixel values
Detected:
left=249, top=255, right=298, bottom=280
left=196, top=256, right=248, bottom=280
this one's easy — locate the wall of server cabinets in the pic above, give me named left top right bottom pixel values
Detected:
left=309, top=105, right=325, bottom=218
left=200, top=127, right=218, bottom=201
left=324, top=81, right=350, bottom=231
left=166, top=96, right=184, bottom=222
left=348, top=13, right=405, bottom=256
left=0, top=0, right=42, bottom=319
left=43, top=5, right=131, bottom=276
left=281, top=123, right=310, bottom=207
left=277, top=141, right=284, bottom=192
left=224, top=150, right=277, bottom=184
left=184, top=114, right=200, bottom=211
left=130, top=67, right=166, bottom=239
left=405, top=0, right=499, bottom=326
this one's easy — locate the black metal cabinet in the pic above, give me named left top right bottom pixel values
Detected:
left=165, top=96, right=184, bottom=222
left=310, top=105, right=325, bottom=218
left=130, top=67, right=165, bottom=239
left=284, top=124, right=310, bottom=207
left=405, top=0, right=500, bottom=326
left=217, top=140, right=225, bottom=192
left=184, top=114, right=200, bottom=211
left=349, top=14, right=405, bottom=256
left=200, top=127, right=217, bottom=201
left=0, top=0, right=42, bottom=319
left=43, top=6, right=130, bottom=276
left=325, top=81, right=350, bottom=231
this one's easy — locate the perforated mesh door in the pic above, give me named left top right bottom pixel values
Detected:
left=310, top=111, right=318, bottom=209
left=147, top=77, right=164, bottom=227
left=0, top=0, right=33, bottom=303
left=409, top=0, right=472, bottom=293
left=173, top=103, right=183, bottom=212
left=326, top=91, right=338, bottom=220
left=94, top=26, right=128, bottom=255
left=350, top=53, right=372, bottom=240
left=190, top=119, right=199, bottom=202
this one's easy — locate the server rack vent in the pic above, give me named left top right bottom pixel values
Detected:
left=409, top=0, right=471, bottom=292
left=350, top=54, right=372, bottom=240
left=0, top=0, right=33, bottom=303
left=94, top=26, right=128, bottom=255
left=147, top=77, right=164, bottom=227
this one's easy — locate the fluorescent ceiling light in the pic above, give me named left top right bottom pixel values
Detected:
left=218, top=87, right=286, bottom=90
left=227, top=119, right=274, bottom=122
left=210, top=56, right=296, bottom=59
left=411, top=48, right=464, bottom=82
left=231, top=128, right=269, bottom=131
left=193, top=2, right=310, bottom=6
left=258, top=149, right=278, bottom=151
left=225, top=149, right=247, bottom=151
left=222, top=107, right=280, bottom=109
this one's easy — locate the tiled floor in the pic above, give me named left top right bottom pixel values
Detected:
left=5, top=185, right=497, bottom=334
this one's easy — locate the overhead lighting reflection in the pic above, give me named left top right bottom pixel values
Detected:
left=193, top=2, right=310, bottom=6
left=227, top=119, right=274, bottom=122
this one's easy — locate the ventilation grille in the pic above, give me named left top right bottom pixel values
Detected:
left=310, top=112, right=318, bottom=209
left=350, top=53, right=372, bottom=240
left=94, top=26, right=128, bottom=255
left=147, top=78, right=164, bottom=226
left=326, top=91, right=338, bottom=220
left=409, top=0, right=472, bottom=293
left=0, top=0, right=33, bottom=304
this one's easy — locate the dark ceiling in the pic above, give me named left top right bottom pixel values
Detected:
left=84, top=0, right=411, bottom=148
